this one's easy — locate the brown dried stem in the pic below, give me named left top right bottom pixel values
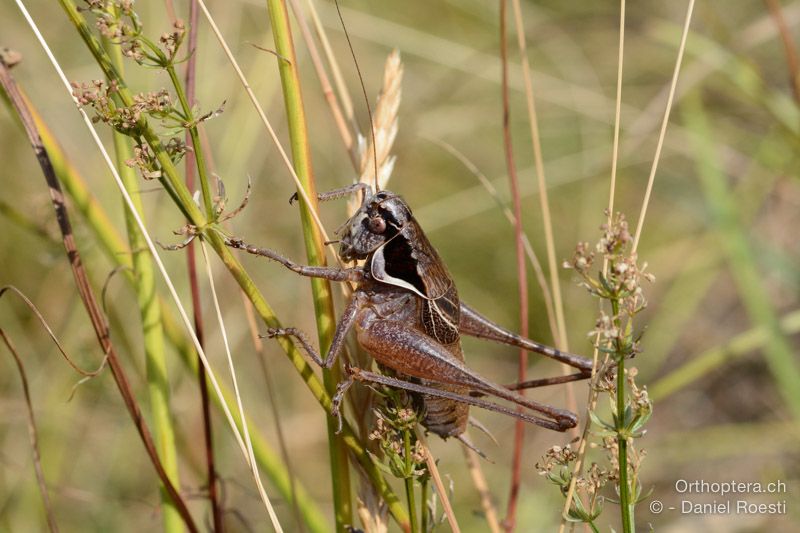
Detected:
left=499, top=1, right=530, bottom=530
left=764, top=0, right=800, bottom=105
left=0, top=326, right=59, bottom=533
left=182, top=0, right=223, bottom=529
left=0, top=58, right=199, bottom=533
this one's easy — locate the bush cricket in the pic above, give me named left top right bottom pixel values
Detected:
left=226, top=183, right=593, bottom=450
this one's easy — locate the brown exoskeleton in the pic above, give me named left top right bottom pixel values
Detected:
left=226, top=183, right=593, bottom=448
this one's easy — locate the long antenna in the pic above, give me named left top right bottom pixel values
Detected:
left=333, top=0, right=379, bottom=193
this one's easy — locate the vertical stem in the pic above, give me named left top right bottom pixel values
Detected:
left=264, top=1, right=352, bottom=531
left=0, top=52, right=197, bottom=532
left=764, top=0, right=800, bottom=105
left=499, top=0, right=529, bottom=530
left=182, top=1, right=223, bottom=528
left=104, top=37, right=183, bottom=533
left=404, top=431, right=419, bottom=533
left=167, top=64, right=214, bottom=219
left=420, top=478, right=428, bottom=533
left=55, top=1, right=408, bottom=526
left=611, top=299, right=633, bottom=533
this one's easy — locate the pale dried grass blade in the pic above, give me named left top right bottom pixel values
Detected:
left=509, top=0, right=569, bottom=354
left=462, top=441, right=501, bottom=533
left=355, top=480, right=389, bottom=533
left=15, top=2, right=282, bottom=525
left=195, top=0, right=334, bottom=249
left=304, top=0, right=357, bottom=124
left=200, top=241, right=283, bottom=532
left=632, top=0, right=696, bottom=253
left=348, top=50, right=403, bottom=215
left=415, top=428, right=461, bottom=533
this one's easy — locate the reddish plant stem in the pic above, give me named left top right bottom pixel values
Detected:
left=0, top=57, right=199, bottom=533
left=499, top=0, right=529, bottom=531
left=764, top=0, right=800, bottom=105
left=183, top=1, right=223, bottom=530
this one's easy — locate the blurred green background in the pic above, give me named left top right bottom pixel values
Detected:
left=1, top=0, right=799, bottom=531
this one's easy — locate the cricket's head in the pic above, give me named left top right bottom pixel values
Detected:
left=337, top=189, right=412, bottom=262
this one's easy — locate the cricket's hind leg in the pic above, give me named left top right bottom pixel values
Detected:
left=356, top=319, right=577, bottom=431
left=339, top=367, right=571, bottom=432
left=459, top=302, right=594, bottom=373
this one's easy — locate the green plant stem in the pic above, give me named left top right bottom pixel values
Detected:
left=162, top=311, right=331, bottom=533
left=165, top=65, right=214, bottom=219
left=58, top=0, right=202, bottom=225
left=420, top=478, right=428, bottom=533
left=265, top=0, right=352, bottom=531
left=3, top=75, right=409, bottom=532
left=57, top=2, right=408, bottom=528
left=103, top=39, right=182, bottom=532
left=612, top=299, right=633, bottom=533
left=403, top=431, right=418, bottom=533
left=2, top=84, right=326, bottom=533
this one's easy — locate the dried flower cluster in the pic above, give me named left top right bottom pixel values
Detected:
left=367, top=395, right=428, bottom=481
left=71, top=2, right=223, bottom=185
left=535, top=444, right=615, bottom=525
left=82, top=0, right=185, bottom=66
left=565, top=212, right=654, bottom=357
left=159, top=19, right=186, bottom=60
left=555, top=212, right=656, bottom=529
left=71, top=81, right=188, bottom=179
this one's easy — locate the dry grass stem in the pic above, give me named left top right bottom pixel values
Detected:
left=607, top=0, right=626, bottom=222
left=415, top=428, right=460, bottom=533
left=289, top=0, right=357, bottom=166
left=304, top=0, right=357, bottom=124
left=200, top=241, right=283, bottom=531
left=0, top=326, right=59, bottom=533
left=243, top=291, right=306, bottom=531
left=16, top=1, right=283, bottom=521
left=764, top=0, right=800, bottom=104
left=462, top=442, right=501, bottom=533
left=632, top=0, right=696, bottom=252
left=509, top=0, right=570, bottom=357
left=195, top=0, right=335, bottom=249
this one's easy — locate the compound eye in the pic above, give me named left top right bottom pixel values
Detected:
left=368, top=216, right=387, bottom=234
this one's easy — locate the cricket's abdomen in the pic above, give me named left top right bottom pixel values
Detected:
left=416, top=285, right=468, bottom=437
left=418, top=389, right=469, bottom=437
left=355, top=286, right=470, bottom=438
left=416, top=374, right=469, bottom=437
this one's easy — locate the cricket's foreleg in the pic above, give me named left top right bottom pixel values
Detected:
left=267, top=295, right=364, bottom=368
left=225, top=236, right=364, bottom=282
left=459, top=302, right=593, bottom=373
left=358, top=320, right=577, bottom=431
